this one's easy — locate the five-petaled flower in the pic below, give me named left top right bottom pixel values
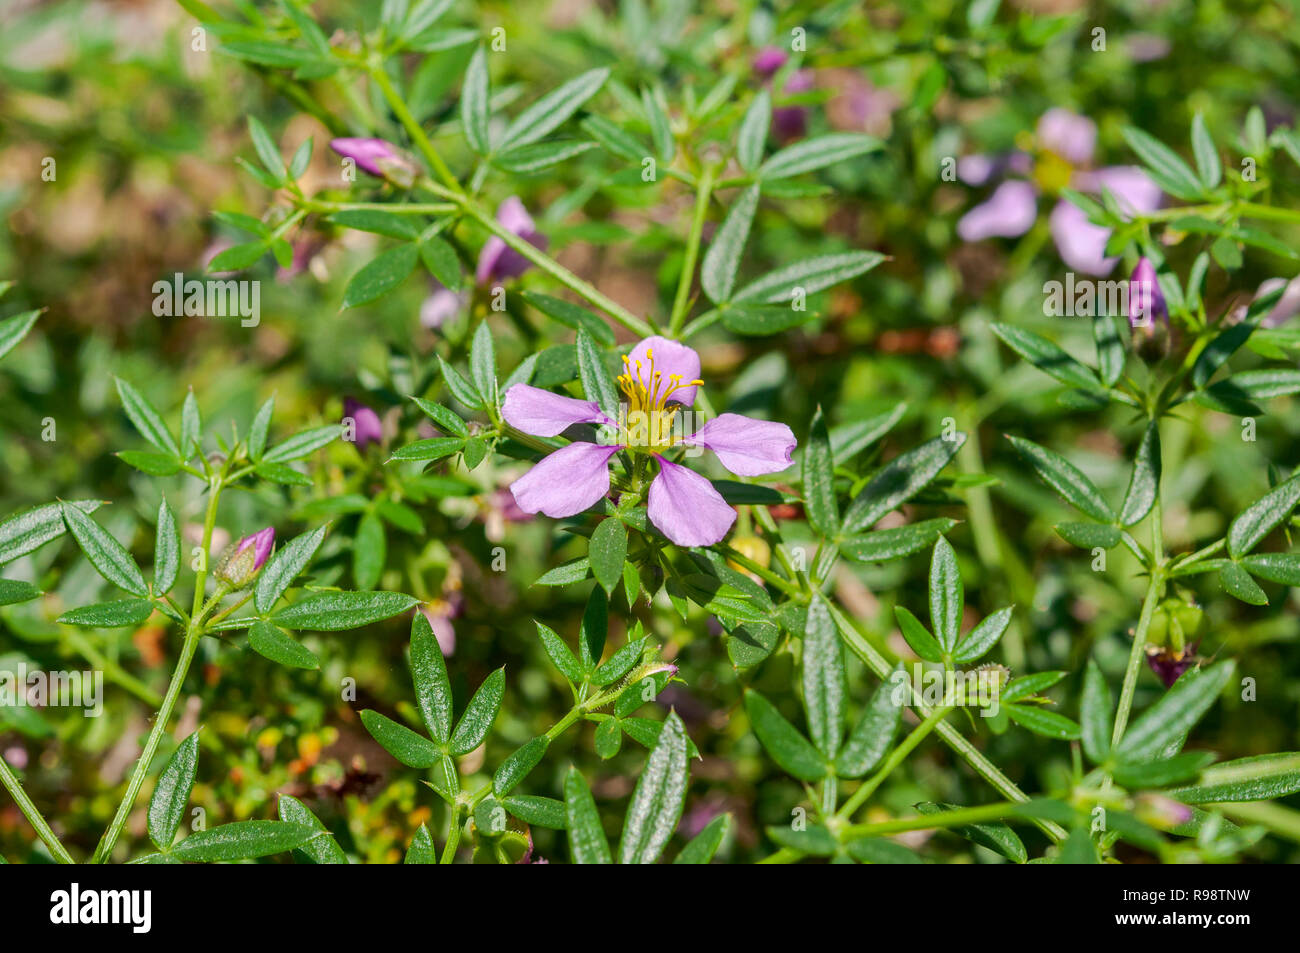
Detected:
left=957, top=108, right=1162, bottom=276
left=501, top=336, right=796, bottom=547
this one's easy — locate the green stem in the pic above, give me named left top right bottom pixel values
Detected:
left=824, top=601, right=1067, bottom=841
left=841, top=799, right=1026, bottom=840
left=1111, top=572, right=1163, bottom=748
left=0, top=754, right=74, bottom=863
left=668, top=165, right=716, bottom=338
left=91, top=479, right=226, bottom=863
left=440, top=803, right=463, bottom=863
left=837, top=705, right=952, bottom=820
left=368, top=62, right=461, bottom=193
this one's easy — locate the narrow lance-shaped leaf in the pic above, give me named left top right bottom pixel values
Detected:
left=842, top=433, right=966, bottom=534
left=1007, top=435, right=1114, bottom=523
left=618, top=711, right=690, bottom=864
left=929, top=537, right=963, bottom=654
left=449, top=667, right=505, bottom=755
left=743, top=690, right=826, bottom=781
left=270, top=590, right=419, bottom=631
left=701, top=185, right=759, bottom=304
left=674, top=813, right=731, bottom=864
left=802, top=407, right=839, bottom=538
left=588, top=517, right=627, bottom=596
left=836, top=667, right=904, bottom=778
left=1119, top=422, right=1161, bottom=527
left=498, top=67, right=611, bottom=152
left=1115, top=661, right=1235, bottom=762
left=171, top=821, right=318, bottom=862
left=461, top=46, right=491, bottom=154
left=564, top=766, right=611, bottom=864
left=1227, top=472, right=1300, bottom=558
left=148, top=731, right=200, bottom=851
left=360, top=709, right=440, bottom=768
left=278, top=793, right=347, bottom=864
left=154, top=497, right=180, bottom=596
left=410, top=612, right=453, bottom=742
left=255, top=525, right=328, bottom=614
left=1079, top=659, right=1113, bottom=765
left=116, top=378, right=180, bottom=457
left=61, top=503, right=148, bottom=597
left=801, top=594, right=846, bottom=758
left=990, top=323, right=1103, bottom=393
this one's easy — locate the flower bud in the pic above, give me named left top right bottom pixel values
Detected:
left=342, top=397, right=384, bottom=450
left=1133, top=793, right=1193, bottom=830
left=1128, top=257, right=1170, bottom=360
left=217, top=527, right=274, bottom=588
left=329, top=137, right=417, bottom=188
left=1145, top=644, right=1198, bottom=688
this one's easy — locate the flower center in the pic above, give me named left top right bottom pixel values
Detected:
left=1032, top=149, right=1075, bottom=194
left=616, top=347, right=703, bottom=451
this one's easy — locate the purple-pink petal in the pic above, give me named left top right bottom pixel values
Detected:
left=956, top=180, right=1038, bottom=241
left=237, top=527, right=276, bottom=571
left=509, top=442, right=620, bottom=518
left=647, top=456, right=736, bottom=547
left=342, top=397, right=385, bottom=449
left=624, top=336, right=702, bottom=406
left=685, top=413, right=797, bottom=476
left=329, top=137, right=397, bottom=178
left=420, top=286, right=465, bottom=329
left=1128, top=257, right=1167, bottom=327
left=502, top=383, right=614, bottom=437
left=957, top=152, right=1032, bottom=186
left=1088, top=166, right=1163, bottom=217
left=753, top=46, right=788, bottom=79
left=1036, top=108, right=1097, bottom=165
left=476, top=197, right=547, bottom=285
left=1049, top=198, right=1118, bottom=276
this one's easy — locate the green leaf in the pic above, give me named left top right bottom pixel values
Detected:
left=116, top=378, right=180, bottom=457
left=499, top=67, right=610, bottom=152
left=449, top=667, right=505, bottom=755
left=148, top=731, right=200, bottom=851
left=1190, top=113, right=1221, bottom=189
left=1005, top=705, right=1082, bottom=740
left=736, top=89, right=771, bottom=172
left=564, top=766, right=611, bottom=863
left=733, top=251, right=885, bottom=304
left=759, top=133, right=881, bottom=179
left=701, top=185, right=759, bottom=304
left=410, top=611, right=453, bottom=742
left=802, top=408, right=839, bottom=538
left=255, top=525, right=328, bottom=614
left=846, top=837, right=923, bottom=864
left=1007, top=435, right=1114, bottom=523
left=342, top=243, right=419, bottom=309
left=928, top=537, right=963, bottom=653
left=117, top=451, right=181, bottom=476
left=263, top=424, right=337, bottom=463
left=581, top=114, right=647, bottom=162
left=618, top=711, right=689, bottom=864
left=389, top=437, right=465, bottom=462
left=461, top=47, right=491, bottom=153
left=1119, top=422, right=1161, bottom=526
left=0, top=500, right=101, bottom=566
left=504, top=794, right=567, bottom=829
left=894, top=605, right=943, bottom=663
left=766, top=824, right=839, bottom=855
left=1093, top=314, right=1125, bottom=387
left=641, top=85, right=674, bottom=162
left=278, top=794, right=347, bottom=864
left=1227, top=473, right=1300, bottom=558
left=841, top=518, right=958, bottom=563
left=917, top=802, right=1027, bottom=863
left=61, top=503, right=147, bottom=597
left=592, top=637, right=646, bottom=687
left=1057, top=825, right=1099, bottom=864
left=952, top=606, right=1012, bottom=664
left=1220, top=562, right=1267, bottom=605
left=419, top=234, right=461, bottom=290
left=1122, top=126, right=1206, bottom=201
left=1111, top=751, right=1215, bottom=788
left=247, top=116, right=285, bottom=180
left=835, top=669, right=904, bottom=778
left=990, top=323, right=1102, bottom=393
left=411, top=397, right=470, bottom=438
left=171, top=820, right=317, bottom=862
left=353, top=511, right=386, bottom=590
left=57, top=599, right=154, bottom=628
left=1002, top=671, right=1068, bottom=703
left=520, top=292, right=615, bottom=345
left=1167, top=752, right=1300, bottom=803
left=589, top=517, right=627, bottom=596
left=842, top=434, right=966, bottom=534
left=719, top=304, right=811, bottom=335
left=0, top=309, right=39, bottom=361
left=154, top=498, right=179, bottom=596
left=1210, top=368, right=1300, bottom=400
left=1239, top=552, right=1300, bottom=585
left=536, top=621, right=582, bottom=683
left=743, top=690, right=826, bottom=781
left=1079, top=659, right=1113, bottom=765
left=493, top=736, right=549, bottom=796
left=576, top=328, right=618, bottom=420
left=493, top=140, right=598, bottom=173
left=360, top=709, right=440, bottom=768
left=802, top=594, right=846, bottom=758
left=248, top=621, right=319, bottom=669
left=469, top=320, right=497, bottom=407
left=248, top=396, right=274, bottom=459
left=533, top=556, right=590, bottom=586
left=578, top=586, right=608, bottom=672
left=674, top=813, right=730, bottom=864
left=404, top=824, right=436, bottom=864
left=270, top=590, right=419, bottom=631
left=329, top=209, right=422, bottom=240
left=1115, top=661, right=1235, bottom=762
left=0, top=579, right=41, bottom=607
left=1055, top=521, right=1122, bottom=549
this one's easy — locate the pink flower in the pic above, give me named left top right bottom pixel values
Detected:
left=1127, top=257, right=1167, bottom=328
left=501, top=337, right=796, bottom=547
left=476, top=197, right=547, bottom=285
left=342, top=397, right=384, bottom=450
left=329, top=137, right=417, bottom=187
left=957, top=109, right=1163, bottom=276
left=420, top=285, right=466, bottom=329
left=218, top=527, right=275, bottom=587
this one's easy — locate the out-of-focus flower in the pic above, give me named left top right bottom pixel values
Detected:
left=752, top=46, right=788, bottom=78
left=1134, top=793, right=1194, bottom=830
left=218, top=527, right=274, bottom=587
left=825, top=70, right=900, bottom=137
left=481, top=487, right=534, bottom=542
left=1127, top=257, right=1167, bottom=328
left=420, top=284, right=468, bottom=329
left=752, top=47, right=814, bottom=141
left=1145, top=644, right=1198, bottom=688
left=503, top=336, right=796, bottom=547
left=1251, top=276, right=1300, bottom=327
left=957, top=109, right=1163, bottom=275
left=476, top=197, right=546, bottom=285
left=420, top=592, right=462, bottom=657
left=329, top=137, right=418, bottom=187
left=342, top=397, right=385, bottom=450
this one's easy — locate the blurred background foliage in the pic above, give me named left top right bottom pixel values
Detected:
left=1, top=0, right=1299, bottom=863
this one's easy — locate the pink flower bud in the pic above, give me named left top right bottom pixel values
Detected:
left=342, top=397, right=384, bottom=450
left=217, top=527, right=275, bottom=587
left=329, top=138, right=418, bottom=188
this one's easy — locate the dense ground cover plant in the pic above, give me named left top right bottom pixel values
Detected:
left=2, top=0, right=1300, bottom=866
